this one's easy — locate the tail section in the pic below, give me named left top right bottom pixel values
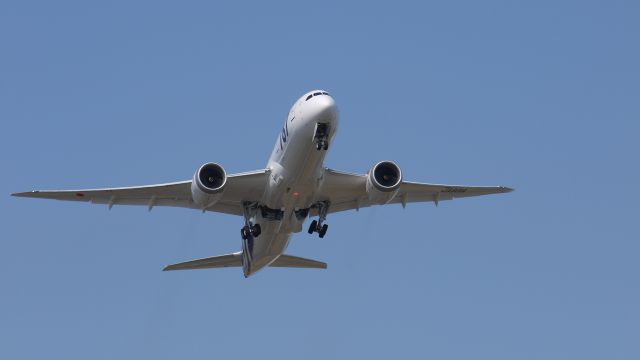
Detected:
left=163, top=252, right=242, bottom=271
left=270, top=254, right=327, bottom=269
left=163, top=253, right=327, bottom=272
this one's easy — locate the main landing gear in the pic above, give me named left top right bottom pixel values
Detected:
left=240, top=202, right=261, bottom=240
left=308, top=220, right=328, bottom=238
left=241, top=224, right=261, bottom=240
left=308, top=201, right=329, bottom=238
left=314, top=123, right=330, bottom=151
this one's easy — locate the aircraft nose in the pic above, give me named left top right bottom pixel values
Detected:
left=308, top=94, right=338, bottom=122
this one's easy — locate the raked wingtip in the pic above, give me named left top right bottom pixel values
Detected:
left=11, top=191, right=38, bottom=197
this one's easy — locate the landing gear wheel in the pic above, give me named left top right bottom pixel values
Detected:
left=309, top=200, right=330, bottom=238
left=251, top=223, right=261, bottom=237
left=316, top=143, right=322, bottom=150
left=308, top=220, right=318, bottom=234
left=323, top=142, right=329, bottom=150
left=319, top=224, right=329, bottom=238
left=241, top=202, right=259, bottom=240
left=241, top=226, right=251, bottom=240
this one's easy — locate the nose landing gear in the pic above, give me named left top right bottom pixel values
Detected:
left=316, top=141, right=328, bottom=151
left=308, top=201, right=330, bottom=238
left=314, top=123, right=330, bottom=151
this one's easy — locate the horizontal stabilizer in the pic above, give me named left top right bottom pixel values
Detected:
left=270, top=254, right=327, bottom=269
left=163, top=253, right=327, bottom=271
left=163, top=252, right=242, bottom=271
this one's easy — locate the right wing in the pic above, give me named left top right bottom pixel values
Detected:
left=11, top=169, right=270, bottom=216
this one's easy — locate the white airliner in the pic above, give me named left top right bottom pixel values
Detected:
left=13, top=90, right=512, bottom=277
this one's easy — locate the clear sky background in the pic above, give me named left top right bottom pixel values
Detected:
left=1, top=1, right=639, bottom=359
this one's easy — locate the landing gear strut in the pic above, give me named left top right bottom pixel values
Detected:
left=241, top=202, right=261, bottom=240
left=314, top=123, right=330, bottom=151
left=308, top=201, right=330, bottom=238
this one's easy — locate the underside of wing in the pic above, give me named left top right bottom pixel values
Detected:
left=12, top=169, right=270, bottom=216
left=394, top=181, right=513, bottom=204
left=12, top=180, right=194, bottom=208
left=314, top=168, right=513, bottom=214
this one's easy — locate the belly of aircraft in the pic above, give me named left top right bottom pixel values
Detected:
left=244, top=224, right=291, bottom=276
left=246, top=119, right=333, bottom=276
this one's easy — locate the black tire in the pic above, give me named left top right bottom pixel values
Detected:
left=241, top=226, right=250, bottom=240
left=308, top=220, right=318, bottom=234
left=316, top=143, right=322, bottom=150
left=251, top=223, right=261, bottom=237
left=319, top=224, right=329, bottom=238
left=323, top=142, right=329, bottom=150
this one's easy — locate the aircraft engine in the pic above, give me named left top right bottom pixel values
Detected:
left=191, top=162, right=227, bottom=208
left=366, top=161, right=402, bottom=204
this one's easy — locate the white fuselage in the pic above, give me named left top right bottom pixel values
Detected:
left=242, top=90, right=338, bottom=276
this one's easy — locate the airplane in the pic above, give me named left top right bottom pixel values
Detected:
left=12, top=90, right=513, bottom=277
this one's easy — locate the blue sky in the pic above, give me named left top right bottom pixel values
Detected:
left=1, top=1, right=639, bottom=359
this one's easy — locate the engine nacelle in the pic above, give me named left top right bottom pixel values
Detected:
left=191, top=162, right=227, bottom=208
left=366, top=161, right=402, bottom=204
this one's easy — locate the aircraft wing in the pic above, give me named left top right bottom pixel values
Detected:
left=313, top=168, right=513, bottom=214
left=11, top=169, right=270, bottom=216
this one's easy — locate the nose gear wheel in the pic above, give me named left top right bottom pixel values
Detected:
left=314, top=123, right=330, bottom=151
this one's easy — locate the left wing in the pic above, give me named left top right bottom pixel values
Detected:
left=313, top=168, right=513, bottom=214
left=11, top=169, right=270, bottom=216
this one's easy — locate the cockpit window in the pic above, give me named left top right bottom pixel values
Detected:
left=305, top=91, right=331, bottom=101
